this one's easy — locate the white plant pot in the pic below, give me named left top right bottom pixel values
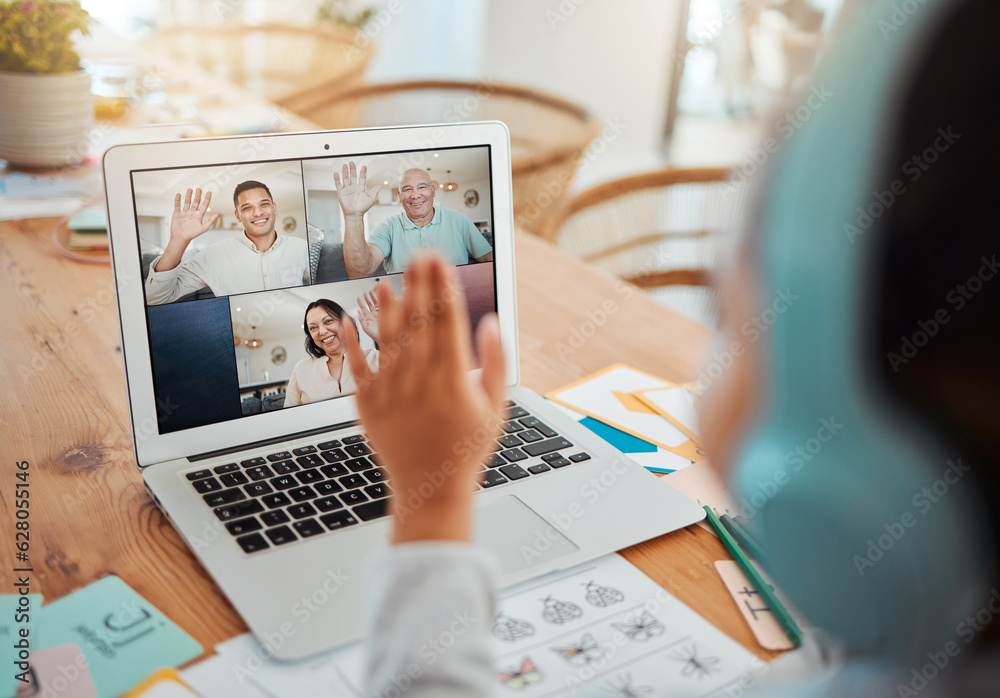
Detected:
left=0, top=71, right=94, bottom=168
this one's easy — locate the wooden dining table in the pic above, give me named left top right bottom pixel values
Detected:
left=0, top=209, right=784, bottom=670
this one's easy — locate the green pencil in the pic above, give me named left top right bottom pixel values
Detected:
left=703, top=505, right=803, bottom=647
left=720, top=512, right=767, bottom=563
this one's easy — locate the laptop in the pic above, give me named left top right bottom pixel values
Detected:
left=103, top=121, right=703, bottom=660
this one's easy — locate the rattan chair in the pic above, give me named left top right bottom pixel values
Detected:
left=279, top=80, right=602, bottom=234
left=537, top=167, right=747, bottom=326
left=153, top=23, right=375, bottom=104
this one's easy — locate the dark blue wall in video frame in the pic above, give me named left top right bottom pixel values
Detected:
left=147, top=298, right=241, bottom=434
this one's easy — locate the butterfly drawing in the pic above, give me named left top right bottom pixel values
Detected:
left=611, top=610, right=666, bottom=642
left=604, top=672, right=656, bottom=697
left=497, top=657, right=544, bottom=690
left=551, top=632, right=605, bottom=666
left=671, top=643, right=721, bottom=679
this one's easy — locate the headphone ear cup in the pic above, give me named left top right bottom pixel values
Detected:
left=737, top=431, right=994, bottom=660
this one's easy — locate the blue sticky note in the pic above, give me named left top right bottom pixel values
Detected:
left=0, top=593, right=42, bottom=698
left=579, top=416, right=658, bottom=453
left=36, top=576, right=202, bottom=698
left=546, top=399, right=690, bottom=473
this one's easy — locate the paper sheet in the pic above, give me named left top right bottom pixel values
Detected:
left=198, top=554, right=760, bottom=697
left=178, top=654, right=275, bottom=698
left=634, top=385, right=702, bottom=441
left=213, top=632, right=362, bottom=697
left=121, top=668, right=198, bottom=698
left=547, top=365, right=703, bottom=468
left=0, top=171, right=94, bottom=221
left=0, top=172, right=89, bottom=197
left=548, top=402, right=694, bottom=474
left=490, top=554, right=760, bottom=696
left=0, top=196, right=87, bottom=222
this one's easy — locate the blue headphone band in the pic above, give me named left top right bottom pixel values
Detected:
left=731, top=0, right=995, bottom=659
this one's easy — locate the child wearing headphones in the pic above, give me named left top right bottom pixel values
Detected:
left=346, top=0, right=1000, bottom=694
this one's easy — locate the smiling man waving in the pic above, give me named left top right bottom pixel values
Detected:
left=334, top=162, right=493, bottom=279
left=144, top=180, right=308, bottom=304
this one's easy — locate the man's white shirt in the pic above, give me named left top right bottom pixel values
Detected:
left=145, top=232, right=308, bottom=304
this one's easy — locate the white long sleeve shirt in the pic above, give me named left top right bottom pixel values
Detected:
left=365, top=544, right=500, bottom=697
left=144, top=232, right=307, bottom=304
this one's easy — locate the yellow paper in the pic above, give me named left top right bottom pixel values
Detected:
left=122, top=668, right=198, bottom=698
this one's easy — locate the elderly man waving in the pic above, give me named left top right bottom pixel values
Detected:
left=334, top=161, right=493, bottom=279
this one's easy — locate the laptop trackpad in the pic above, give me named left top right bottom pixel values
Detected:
left=474, top=495, right=579, bottom=574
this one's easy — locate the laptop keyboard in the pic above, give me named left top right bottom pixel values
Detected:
left=184, top=401, right=591, bottom=554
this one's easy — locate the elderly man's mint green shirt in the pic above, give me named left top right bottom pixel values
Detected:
left=369, top=206, right=491, bottom=274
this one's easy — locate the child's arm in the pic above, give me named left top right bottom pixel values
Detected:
left=346, top=254, right=505, bottom=697
left=345, top=254, right=505, bottom=542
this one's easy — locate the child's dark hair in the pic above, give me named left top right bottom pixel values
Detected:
left=875, top=0, right=1000, bottom=546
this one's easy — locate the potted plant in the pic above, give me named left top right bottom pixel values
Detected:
left=0, top=1, right=93, bottom=168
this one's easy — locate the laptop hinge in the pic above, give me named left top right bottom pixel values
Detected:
left=188, top=420, right=359, bottom=462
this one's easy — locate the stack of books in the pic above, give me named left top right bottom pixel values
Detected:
left=67, top=206, right=108, bottom=251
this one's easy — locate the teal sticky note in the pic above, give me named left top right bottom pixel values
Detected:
left=36, top=576, right=202, bottom=698
left=0, top=594, right=42, bottom=698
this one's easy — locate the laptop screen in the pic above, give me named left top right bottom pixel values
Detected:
left=129, top=145, right=497, bottom=434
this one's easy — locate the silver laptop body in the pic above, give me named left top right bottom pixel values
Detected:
left=103, top=122, right=703, bottom=660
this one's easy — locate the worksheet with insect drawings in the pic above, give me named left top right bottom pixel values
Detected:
left=492, top=554, right=761, bottom=697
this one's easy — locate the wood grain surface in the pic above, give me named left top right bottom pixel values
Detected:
left=0, top=220, right=782, bottom=663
